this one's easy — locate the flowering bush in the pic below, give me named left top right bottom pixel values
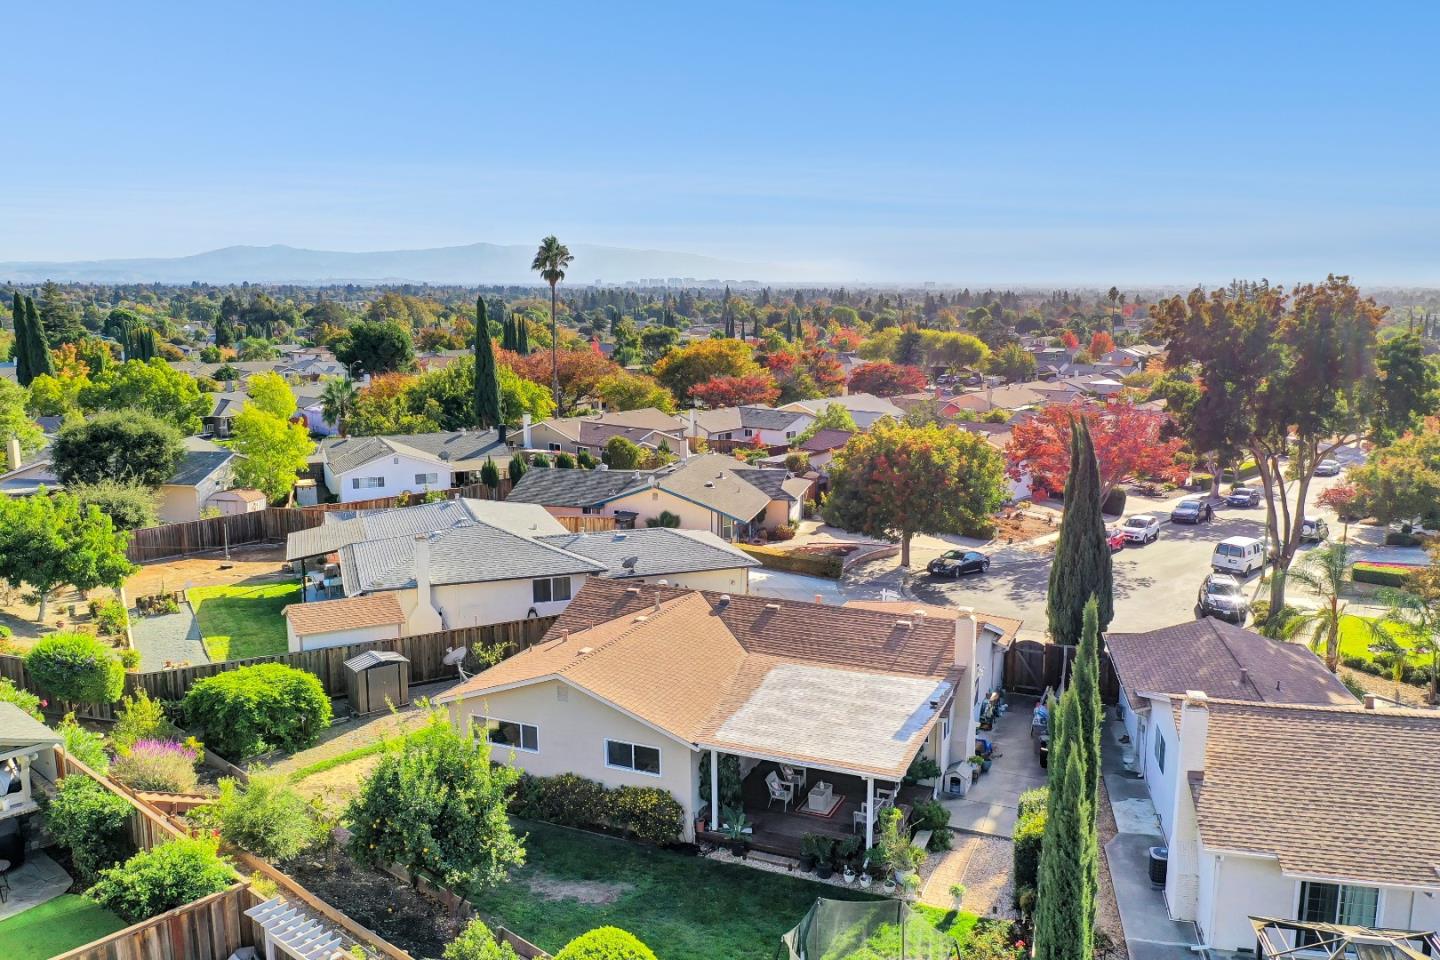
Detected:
left=110, top=739, right=200, bottom=793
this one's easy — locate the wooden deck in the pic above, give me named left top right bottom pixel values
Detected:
left=700, top=762, right=928, bottom=858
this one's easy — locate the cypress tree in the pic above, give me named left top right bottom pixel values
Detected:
left=507, top=453, right=527, bottom=485
left=25, top=298, right=52, bottom=380
left=14, top=292, right=31, bottom=386
left=473, top=297, right=503, bottom=430
left=479, top=457, right=500, bottom=491
left=1072, top=595, right=1103, bottom=935
left=1046, top=418, right=1114, bottom=645
left=516, top=313, right=530, bottom=356
left=1034, top=688, right=1097, bottom=960
left=499, top=302, right=515, bottom=352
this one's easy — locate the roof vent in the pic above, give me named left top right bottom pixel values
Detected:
left=896, top=619, right=913, bottom=629
left=717, top=594, right=731, bottom=606
left=913, top=609, right=927, bottom=620
left=633, top=615, right=649, bottom=623
left=577, top=646, right=594, bottom=656
left=704, top=481, right=715, bottom=488
left=625, top=586, right=642, bottom=596
left=613, top=532, right=627, bottom=541
left=764, top=602, right=780, bottom=611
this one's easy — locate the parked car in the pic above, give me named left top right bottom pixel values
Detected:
left=1197, top=573, right=1249, bottom=624
left=1315, top=459, right=1342, bottom=477
left=1107, top=528, right=1126, bottom=553
left=1226, top=485, right=1262, bottom=507
left=1300, top=517, right=1329, bottom=543
left=1121, top=515, right=1161, bottom=544
left=928, top=549, right=990, bottom=577
left=1171, top=496, right=1213, bottom=524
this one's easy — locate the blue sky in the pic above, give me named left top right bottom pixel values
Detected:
left=3, top=2, right=1437, bottom=284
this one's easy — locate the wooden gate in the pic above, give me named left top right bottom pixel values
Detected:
left=1003, top=639, right=1120, bottom=703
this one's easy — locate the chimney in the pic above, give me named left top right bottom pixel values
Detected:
left=1238, top=667, right=1249, bottom=692
left=521, top=413, right=533, bottom=449
left=1178, top=690, right=1210, bottom=774
left=498, top=423, right=508, bottom=445
left=5, top=436, right=20, bottom=472
left=406, top=534, right=443, bottom=634
left=687, top=408, right=697, bottom=436
left=952, top=606, right=977, bottom=668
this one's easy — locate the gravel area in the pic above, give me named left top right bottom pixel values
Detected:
left=128, top=603, right=208, bottom=670
left=1338, top=665, right=1433, bottom=707
left=1096, top=770, right=1130, bottom=959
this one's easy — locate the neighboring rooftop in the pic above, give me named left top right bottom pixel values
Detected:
left=1107, top=618, right=1356, bottom=705
left=505, top=467, right=650, bottom=508
left=169, top=436, right=236, bottom=487
left=537, top=527, right=759, bottom=579
left=283, top=593, right=405, bottom=637
left=798, top=429, right=854, bottom=453
left=318, top=430, right=506, bottom=475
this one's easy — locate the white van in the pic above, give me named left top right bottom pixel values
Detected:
left=1212, top=536, right=1264, bottom=576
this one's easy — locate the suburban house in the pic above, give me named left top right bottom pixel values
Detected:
left=283, top=498, right=755, bottom=650
left=506, top=454, right=809, bottom=540
left=778, top=393, right=904, bottom=430
left=435, top=579, right=1004, bottom=850
left=944, top=383, right=1046, bottom=415
left=685, top=406, right=813, bottom=447
left=794, top=429, right=854, bottom=474
left=521, top=408, right=689, bottom=459
left=1100, top=620, right=1440, bottom=950
left=316, top=429, right=508, bottom=503
left=203, top=390, right=249, bottom=438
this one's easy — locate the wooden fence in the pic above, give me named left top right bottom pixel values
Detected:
left=1, top=617, right=558, bottom=719
left=1004, top=638, right=1121, bottom=703
left=50, top=883, right=259, bottom=960
left=56, top=751, right=189, bottom=852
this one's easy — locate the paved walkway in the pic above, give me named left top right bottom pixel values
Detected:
left=0, top=851, right=70, bottom=921
left=1101, top=719, right=1201, bottom=960
left=940, top=697, right=1046, bottom=839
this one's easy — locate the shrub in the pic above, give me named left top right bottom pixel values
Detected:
left=24, top=632, right=125, bottom=704
left=112, top=689, right=180, bottom=755
left=737, top=543, right=842, bottom=578
left=904, top=755, right=942, bottom=785
left=444, top=919, right=521, bottom=960
left=86, top=836, right=235, bottom=924
left=1101, top=487, right=1127, bottom=516
left=911, top=798, right=949, bottom=831
left=553, top=453, right=576, bottom=469
left=1353, top=561, right=1422, bottom=588
left=57, top=712, right=110, bottom=773
left=553, top=927, right=658, bottom=960
left=513, top=772, right=610, bottom=828
left=1385, top=531, right=1422, bottom=547
left=611, top=786, right=684, bottom=845
left=205, top=768, right=324, bottom=861
left=110, top=739, right=200, bottom=793
left=1013, top=803, right=1047, bottom=898
left=768, top=523, right=797, bottom=542
left=93, top=598, right=129, bottom=636
left=645, top=510, right=681, bottom=529
left=183, top=663, right=331, bottom=760
left=1017, top=786, right=1049, bottom=820
left=41, top=775, right=134, bottom=883
left=0, top=677, right=43, bottom=719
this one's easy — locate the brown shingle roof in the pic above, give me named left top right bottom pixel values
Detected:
left=283, top=593, right=404, bottom=637
left=1190, top=699, right=1440, bottom=887
left=842, top=600, right=1022, bottom=648
left=1107, top=619, right=1355, bottom=706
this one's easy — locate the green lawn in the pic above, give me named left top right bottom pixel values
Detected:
left=0, top=894, right=127, bottom=960
left=1337, top=613, right=1425, bottom=664
left=190, top=581, right=301, bottom=661
left=467, top=821, right=981, bottom=960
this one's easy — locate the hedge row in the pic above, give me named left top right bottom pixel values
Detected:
left=737, top=544, right=843, bottom=579
left=1341, top=654, right=1436, bottom=688
left=509, top=772, right=685, bottom=846
left=1012, top=786, right=1047, bottom=912
left=1352, top=562, right=1423, bottom=588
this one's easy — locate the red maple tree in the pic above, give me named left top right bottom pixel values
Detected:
left=689, top=372, right=781, bottom=408
left=1088, top=331, right=1116, bottom=356
left=1060, top=330, right=1079, bottom=350
left=847, top=361, right=929, bottom=397
left=1004, top=400, right=1189, bottom=498
left=498, top=348, right=618, bottom=414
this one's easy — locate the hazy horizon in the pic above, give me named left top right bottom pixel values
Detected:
left=4, top=2, right=1438, bottom=285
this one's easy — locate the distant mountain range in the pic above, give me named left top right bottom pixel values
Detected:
left=0, top=242, right=782, bottom=285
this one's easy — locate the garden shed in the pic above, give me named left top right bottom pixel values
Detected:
left=343, top=650, right=410, bottom=716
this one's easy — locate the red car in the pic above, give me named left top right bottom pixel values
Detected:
left=1107, top=528, right=1126, bottom=553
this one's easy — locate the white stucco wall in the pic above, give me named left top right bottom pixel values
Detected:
left=1144, top=698, right=1180, bottom=840
left=286, top=620, right=401, bottom=653
left=374, top=575, right=587, bottom=629
left=446, top=679, right=700, bottom=839
left=333, top=453, right=452, bottom=503
left=605, top=488, right=734, bottom=537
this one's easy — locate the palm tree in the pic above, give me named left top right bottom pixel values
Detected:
left=1375, top=583, right=1440, bottom=704
left=530, top=236, right=574, bottom=412
left=1279, top=542, right=1352, bottom=672
left=320, top=377, right=358, bottom=436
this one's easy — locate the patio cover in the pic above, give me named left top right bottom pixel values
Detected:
left=1252, top=917, right=1440, bottom=960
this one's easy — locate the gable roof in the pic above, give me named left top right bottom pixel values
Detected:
left=536, top=527, right=758, bottom=579
left=286, top=498, right=566, bottom=562
left=653, top=455, right=772, bottom=520
left=340, top=522, right=606, bottom=593
left=169, top=437, right=236, bottom=487
left=283, top=593, right=405, bottom=637
left=781, top=393, right=904, bottom=418
left=0, top=702, right=61, bottom=748
left=318, top=430, right=505, bottom=475
left=505, top=467, right=651, bottom=508
left=436, top=579, right=965, bottom=777
left=505, top=456, right=797, bottom=520
left=798, top=429, right=854, bottom=453
left=691, top=406, right=809, bottom=434
left=1107, top=619, right=1355, bottom=706
left=1186, top=699, right=1440, bottom=888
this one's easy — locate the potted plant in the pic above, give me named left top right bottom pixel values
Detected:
left=721, top=807, right=749, bottom=858
left=813, top=837, right=836, bottom=879
left=835, top=835, right=861, bottom=883
left=858, top=856, right=874, bottom=888
left=799, top=833, right=824, bottom=872
left=901, top=872, right=922, bottom=901
left=968, top=755, right=984, bottom=781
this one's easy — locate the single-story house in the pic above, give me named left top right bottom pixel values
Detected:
left=795, top=429, right=853, bottom=474
left=685, top=406, right=813, bottom=447
left=778, top=393, right=904, bottom=430
left=284, top=592, right=406, bottom=652
left=435, top=579, right=994, bottom=847
left=317, top=429, right=508, bottom=503
left=535, top=527, right=758, bottom=596
left=1101, top=619, right=1440, bottom=950
left=506, top=454, right=809, bottom=540
left=521, top=408, right=689, bottom=459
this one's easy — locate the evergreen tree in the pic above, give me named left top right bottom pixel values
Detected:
left=25, top=298, right=53, bottom=382
left=473, top=297, right=503, bottom=430
left=479, top=457, right=501, bottom=490
left=1046, top=419, right=1113, bottom=644
left=507, top=453, right=527, bottom=485
left=13, top=293, right=30, bottom=386
left=516, top=313, right=530, bottom=356
left=1034, top=689, right=1097, bottom=960
left=1072, top=595, right=1103, bottom=936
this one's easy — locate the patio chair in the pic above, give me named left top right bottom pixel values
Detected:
left=765, top=771, right=794, bottom=811
left=780, top=764, right=807, bottom=791
left=852, top=801, right=873, bottom=834
left=875, top=783, right=898, bottom=807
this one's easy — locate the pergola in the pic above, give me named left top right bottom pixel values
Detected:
left=1251, top=916, right=1440, bottom=960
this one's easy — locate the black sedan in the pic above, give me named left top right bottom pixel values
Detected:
left=1196, top=573, right=1249, bottom=624
left=928, top=549, right=990, bottom=577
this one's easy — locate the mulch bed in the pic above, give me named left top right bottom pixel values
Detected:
left=282, top=848, right=466, bottom=959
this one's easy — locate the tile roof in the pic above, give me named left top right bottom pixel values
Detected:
left=536, top=527, right=758, bottom=578
left=318, top=430, right=505, bottom=475
left=283, top=593, right=405, bottom=637
left=437, top=579, right=966, bottom=777
left=504, top=467, right=650, bottom=508
left=798, top=429, right=854, bottom=452
left=654, top=455, right=773, bottom=520
left=341, top=522, right=605, bottom=593
left=1107, top=619, right=1356, bottom=706
left=1187, top=699, right=1440, bottom=888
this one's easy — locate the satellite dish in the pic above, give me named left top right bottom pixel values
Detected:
left=443, top=646, right=469, bottom=666
left=621, top=556, right=639, bottom=572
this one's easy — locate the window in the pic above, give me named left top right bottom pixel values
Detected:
left=786, top=430, right=796, bottom=439
left=1153, top=731, right=1166, bottom=773
left=605, top=739, right=661, bottom=776
left=1299, top=882, right=1378, bottom=928
left=351, top=477, right=384, bottom=490
left=484, top=719, right=538, bottom=753
left=414, top=472, right=439, bottom=485
left=532, top=576, right=573, bottom=604
left=548, top=442, right=562, bottom=451
left=719, top=517, right=736, bottom=540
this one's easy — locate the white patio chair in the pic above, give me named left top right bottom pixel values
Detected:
left=875, top=783, right=898, bottom=807
left=765, top=771, right=794, bottom=811
left=852, top=800, right=873, bottom=834
left=780, top=764, right=807, bottom=791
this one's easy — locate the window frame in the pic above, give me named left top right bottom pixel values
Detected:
left=482, top=718, right=539, bottom=754
left=351, top=476, right=385, bottom=490
left=414, top=472, right=439, bottom=486
left=1153, top=730, right=1166, bottom=773
left=532, top=576, right=573, bottom=604
left=604, top=738, right=662, bottom=777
